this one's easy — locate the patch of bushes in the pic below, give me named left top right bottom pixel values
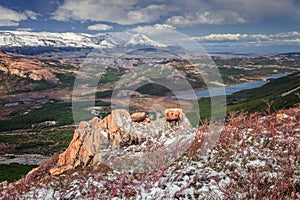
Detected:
left=0, top=101, right=73, bottom=131
left=0, top=163, right=37, bottom=183
left=0, top=129, right=74, bottom=155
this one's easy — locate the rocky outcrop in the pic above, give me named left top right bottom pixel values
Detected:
left=50, top=108, right=192, bottom=175
left=0, top=51, right=57, bottom=82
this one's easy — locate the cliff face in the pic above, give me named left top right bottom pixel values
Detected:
left=49, top=108, right=193, bottom=175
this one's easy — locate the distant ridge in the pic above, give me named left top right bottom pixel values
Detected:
left=272, top=52, right=300, bottom=60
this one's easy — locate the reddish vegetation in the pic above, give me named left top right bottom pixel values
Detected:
left=0, top=107, right=299, bottom=199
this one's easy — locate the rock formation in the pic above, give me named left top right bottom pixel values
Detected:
left=50, top=108, right=193, bottom=175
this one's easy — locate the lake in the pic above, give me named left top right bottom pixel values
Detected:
left=176, top=74, right=288, bottom=99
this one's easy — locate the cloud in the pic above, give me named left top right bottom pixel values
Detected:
left=126, top=5, right=178, bottom=24
left=132, top=24, right=176, bottom=35
left=210, top=0, right=298, bottom=20
left=50, top=0, right=61, bottom=5
left=15, top=28, right=34, bottom=32
left=52, top=0, right=176, bottom=25
left=192, top=31, right=300, bottom=46
left=166, top=10, right=248, bottom=26
left=0, top=5, right=27, bottom=26
left=24, top=10, right=39, bottom=20
left=166, top=0, right=300, bottom=27
left=87, top=23, right=113, bottom=31
left=0, top=6, right=38, bottom=27
left=51, top=0, right=300, bottom=27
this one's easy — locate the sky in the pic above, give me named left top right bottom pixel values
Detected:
left=0, top=0, right=299, bottom=53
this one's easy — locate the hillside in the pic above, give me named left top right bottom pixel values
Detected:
left=0, top=51, right=77, bottom=94
left=227, top=72, right=300, bottom=113
left=0, top=106, right=299, bottom=199
left=196, top=72, right=300, bottom=121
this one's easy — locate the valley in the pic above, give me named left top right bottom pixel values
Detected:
left=0, top=49, right=298, bottom=159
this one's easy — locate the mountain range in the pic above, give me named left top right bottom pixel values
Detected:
left=0, top=31, right=166, bottom=49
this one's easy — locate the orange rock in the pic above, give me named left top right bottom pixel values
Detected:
left=50, top=165, right=73, bottom=176
left=144, top=118, right=151, bottom=123
left=131, top=112, right=147, bottom=122
left=165, top=108, right=182, bottom=121
left=51, top=110, right=134, bottom=175
left=54, top=121, right=96, bottom=175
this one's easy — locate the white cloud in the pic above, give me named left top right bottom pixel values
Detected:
left=24, top=10, right=39, bottom=20
left=50, top=0, right=61, bottom=5
left=0, top=5, right=27, bottom=26
left=192, top=33, right=254, bottom=41
left=87, top=23, right=113, bottom=31
left=166, top=10, right=248, bottom=26
left=132, top=24, right=176, bottom=35
left=0, top=6, right=38, bottom=27
left=192, top=31, right=300, bottom=46
left=15, top=28, right=34, bottom=32
left=52, top=0, right=176, bottom=25
left=0, top=20, right=19, bottom=27
left=127, top=5, right=178, bottom=24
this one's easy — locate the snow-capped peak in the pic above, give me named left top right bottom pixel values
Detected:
left=125, top=33, right=166, bottom=47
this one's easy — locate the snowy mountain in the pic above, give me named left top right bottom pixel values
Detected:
left=0, top=31, right=167, bottom=49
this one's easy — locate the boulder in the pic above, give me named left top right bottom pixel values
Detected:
left=165, top=108, right=182, bottom=121
left=131, top=112, right=147, bottom=122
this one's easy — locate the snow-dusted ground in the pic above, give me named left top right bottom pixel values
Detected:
left=0, top=154, right=49, bottom=165
left=1, top=107, right=299, bottom=199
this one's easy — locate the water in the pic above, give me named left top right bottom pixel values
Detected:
left=176, top=73, right=288, bottom=99
left=18, top=98, right=32, bottom=103
left=265, top=74, right=287, bottom=80
left=4, top=102, right=18, bottom=107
